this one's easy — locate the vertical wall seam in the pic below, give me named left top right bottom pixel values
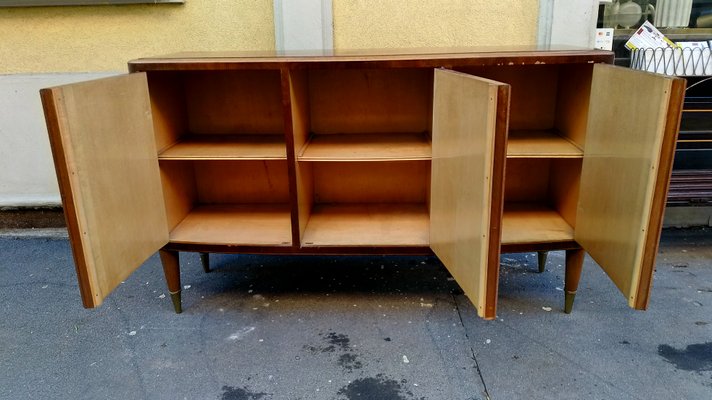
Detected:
left=537, top=0, right=554, bottom=47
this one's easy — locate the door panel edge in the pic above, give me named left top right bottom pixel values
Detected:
left=41, top=87, right=99, bottom=308
left=634, top=76, right=686, bottom=309
left=483, top=84, right=510, bottom=319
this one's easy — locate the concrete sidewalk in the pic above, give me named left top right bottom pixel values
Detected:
left=0, top=228, right=710, bottom=399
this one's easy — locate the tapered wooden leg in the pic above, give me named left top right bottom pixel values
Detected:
left=564, top=248, right=585, bottom=314
left=200, top=252, right=210, bottom=273
left=159, top=249, right=182, bottom=314
left=537, top=251, right=548, bottom=273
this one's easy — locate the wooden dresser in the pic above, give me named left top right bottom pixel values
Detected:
left=40, top=48, right=685, bottom=319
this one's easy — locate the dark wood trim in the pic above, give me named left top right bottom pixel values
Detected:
left=163, top=243, right=433, bottom=256
left=128, top=50, right=614, bottom=73
left=501, top=240, right=581, bottom=254
left=483, top=84, right=510, bottom=320
left=40, top=88, right=96, bottom=308
left=280, top=68, right=302, bottom=247
left=635, top=77, right=687, bottom=310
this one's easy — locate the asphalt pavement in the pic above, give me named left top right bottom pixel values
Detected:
left=0, top=228, right=710, bottom=400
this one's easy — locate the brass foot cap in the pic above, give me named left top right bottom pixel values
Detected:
left=170, top=291, right=182, bottom=314
left=564, top=291, right=576, bottom=314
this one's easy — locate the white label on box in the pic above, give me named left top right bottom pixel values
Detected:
left=595, top=28, right=614, bottom=51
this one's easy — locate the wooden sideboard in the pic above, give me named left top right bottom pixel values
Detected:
left=40, top=48, right=685, bottom=319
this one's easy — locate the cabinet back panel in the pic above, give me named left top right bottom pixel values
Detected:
left=548, top=158, right=582, bottom=228
left=147, top=72, right=188, bottom=153
left=184, top=71, right=284, bottom=135
left=312, top=161, right=429, bottom=203
left=160, top=162, right=197, bottom=231
left=194, top=160, right=290, bottom=203
left=504, top=158, right=551, bottom=202
left=555, top=64, right=593, bottom=150
left=308, top=69, right=432, bottom=134
left=456, top=65, right=559, bottom=130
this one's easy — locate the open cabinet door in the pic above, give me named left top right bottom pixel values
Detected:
left=430, top=69, right=510, bottom=319
left=41, top=73, right=169, bottom=308
left=575, top=64, right=685, bottom=309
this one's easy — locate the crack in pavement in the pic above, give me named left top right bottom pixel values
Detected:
left=452, top=293, right=492, bottom=400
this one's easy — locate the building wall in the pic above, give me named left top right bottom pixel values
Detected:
left=2, top=0, right=600, bottom=208
left=0, top=1, right=275, bottom=73
left=333, top=0, right=540, bottom=49
left=0, top=1, right=275, bottom=207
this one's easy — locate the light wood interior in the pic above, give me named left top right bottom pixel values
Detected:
left=554, top=64, right=594, bottom=150
left=147, top=72, right=187, bottom=153
left=291, top=69, right=435, bottom=246
left=298, top=160, right=430, bottom=246
left=299, top=132, right=431, bottom=161
left=501, top=203, right=574, bottom=245
left=456, top=65, right=559, bottom=130
left=507, top=130, right=582, bottom=158
left=575, top=64, right=676, bottom=305
left=184, top=70, right=284, bottom=135
left=169, top=204, right=292, bottom=246
left=457, top=64, right=593, bottom=149
left=158, top=134, right=287, bottom=160
left=308, top=68, right=432, bottom=134
left=286, top=70, right=314, bottom=243
left=503, top=158, right=581, bottom=243
left=42, top=73, right=169, bottom=307
left=160, top=160, right=291, bottom=244
left=429, top=70, right=503, bottom=319
left=312, top=161, right=429, bottom=203
left=147, top=70, right=286, bottom=156
left=301, top=204, right=429, bottom=246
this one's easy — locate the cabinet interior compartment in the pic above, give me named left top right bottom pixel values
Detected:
left=295, top=161, right=431, bottom=247
left=285, top=68, right=432, bottom=247
left=296, top=68, right=433, bottom=161
left=456, top=64, right=593, bottom=157
left=501, top=158, right=582, bottom=245
left=159, top=160, right=292, bottom=246
left=147, top=70, right=287, bottom=160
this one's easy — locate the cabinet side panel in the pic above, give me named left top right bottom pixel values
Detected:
left=430, top=69, right=504, bottom=319
left=148, top=72, right=187, bottom=153
left=554, top=64, right=593, bottom=150
left=40, top=74, right=168, bottom=307
left=160, top=162, right=196, bottom=231
left=635, top=77, right=685, bottom=309
left=575, top=65, right=679, bottom=306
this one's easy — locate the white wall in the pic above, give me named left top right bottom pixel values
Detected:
left=539, top=0, right=601, bottom=48
left=0, top=73, right=115, bottom=207
left=274, top=0, right=333, bottom=52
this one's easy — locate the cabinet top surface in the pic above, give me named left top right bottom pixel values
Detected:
left=128, top=46, right=614, bottom=71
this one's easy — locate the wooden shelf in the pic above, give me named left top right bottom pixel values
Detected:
left=507, top=130, right=583, bottom=158
left=159, top=135, right=287, bottom=160
left=301, top=203, right=429, bottom=246
left=169, top=204, right=292, bottom=246
left=501, top=202, right=574, bottom=245
left=298, top=133, right=431, bottom=161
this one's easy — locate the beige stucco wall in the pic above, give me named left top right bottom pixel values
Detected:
left=333, top=0, right=540, bottom=49
left=0, top=1, right=275, bottom=74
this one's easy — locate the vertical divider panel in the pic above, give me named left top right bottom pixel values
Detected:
left=283, top=68, right=313, bottom=246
